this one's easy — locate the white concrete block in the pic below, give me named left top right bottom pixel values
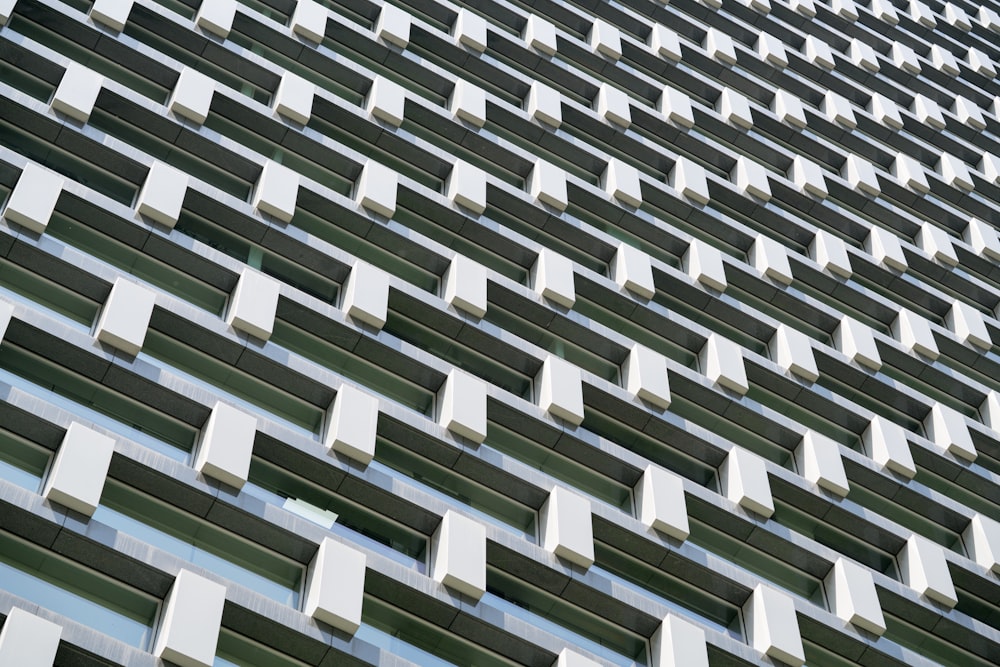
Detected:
left=771, top=324, right=818, bottom=382
left=702, top=333, right=749, bottom=395
left=637, top=465, right=688, bottom=539
left=925, top=403, right=976, bottom=461
left=750, top=233, right=793, bottom=285
left=944, top=2, right=971, bottom=29
left=342, top=260, right=390, bottom=329
left=826, top=558, right=886, bottom=635
left=356, top=160, right=398, bottom=218
left=290, top=0, right=327, bottom=43
left=604, top=159, right=641, bottom=207
left=983, top=391, right=1000, bottom=433
left=195, top=402, right=256, bottom=489
left=596, top=83, right=631, bottom=128
left=555, top=649, right=600, bottom=667
left=917, top=222, right=959, bottom=267
left=937, top=153, right=974, bottom=191
left=0, top=302, right=12, bottom=344
left=891, top=42, right=920, bottom=74
left=196, top=0, right=236, bottom=38
left=864, top=416, right=916, bottom=478
left=612, top=244, right=654, bottom=299
left=227, top=267, right=279, bottom=341
left=659, top=86, right=694, bottom=128
left=95, top=277, right=155, bottom=356
left=869, top=93, right=903, bottom=129
left=589, top=19, right=622, bottom=60
left=899, top=535, right=957, bottom=607
left=136, top=161, right=189, bottom=228
left=454, top=8, right=487, bottom=52
left=450, top=79, right=486, bottom=127
left=948, top=301, right=991, bottom=350
left=3, top=163, right=64, bottom=234
left=908, top=0, right=936, bottom=27
left=432, top=510, right=486, bottom=598
left=788, top=155, right=828, bottom=198
left=366, top=76, right=405, bottom=127
left=912, top=94, right=946, bottom=129
left=757, top=33, right=786, bottom=67
left=717, top=88, right=753, bottom=129
left=624, top=344, right=671, bottom=409
left=446, top=160, right=487, bottom=214
left=841, top=154, right=879, bottom=195
left=0, top=608, right=62, bottom=667
left=375, top=4, right=410, bottom=48
left=835, top=316, right=881, bottom=371
left=745, top=585, right=804, bottom=666
left=849, top=39, right=879, bottom=71
left=929, top=44, right=960, bottom=76
left=704, top=28, right=737, bottom=65
left=796, top=431, right=849, bottom=496
left=438, top=369, right=487, bottom=443
left=831, top=0, right=858, bottom=20
left=532, top=248, right=575, bottom=308
left=670, top=156, right=710, bottom=205
left=252, top=160, right=299, bottom=223
left=51, top=62, right=102, bottom=123
left=649, top=24, right=682, bottom=62
left=721, top=446, right=772, bottom=517
left=169, top=67, right=214, bottom=125
left=739, top=0, right=771, bottom=13
left=866, top=226, right=907, bottom=271
left=651, top=614, right=708, bottom=667
left=892, top=153, right=929, bottom=193
left=894, top=308, right=938, bottom=359
left=732, top=157, right=771, bottom=201
left=541, top=485, right=594, bottom=567
left=965, top=514, right=1000, bottom=574
left=536, top=355, right=584, bottom=425
left=43, top=422, right=114, bottom=516
left=701, top=0, right=722, bottom=7
left=871, top=0, right=899, bottom=24
left=274, top=71, right=314, bottom=124
left=304, top=538, right=366, bottom=634
left=953, top=96, right=986, bottom=130
left=325, top=384, right=379, bottom=464
left=684, top=239, right=727, bottom=291
left=0, top=0, right=15, bottom=25
left=811, top=229, right=852, bottom=278
left=154, top=570, right=226, bottom=667
left=966, top=48, right=995, bottom=77
left=804, top=35, right=835, bottom=69
left=981, top=153, right=1000, bottom=184
left=965, top=218, right=1000, bottom=261
left=529, top=159, right=568, bottom=211
left=771, top=89, right=806, bottom=128
left=980, top=6, right=1000, bottom=31
left=524, top=15, right=557, bottom=56
left=527, top=81, right=561, bottom=127
left=90, top=0, right=134, bottom=31
left=823, top=91, right=856, bottom=129
left=443, top=254, right=487, bottom=318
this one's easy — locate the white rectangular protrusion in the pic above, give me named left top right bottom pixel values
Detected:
left=532, top=248, right=575, bottom=308
left=556, top=649, right=600, bottom=667
left=612, top=244, right=654, bottom=299
left=227, top=267, right=279, bottom=341
left=588, top=19, right=622, bottom=60
left=864, top=416, right=916, bottom=479
left=717, top=88, right=753, bottom=129
left=450, top=79, right=486, bottom=127
left=637, top=465, right=688, bottom=539
left=871, top=0, right=899, bottom=24
left=823, top=91, right=856, bottom=129
left=51, top=62, right=102, bottom=123
left=527, top=81, right=561, bottom=127
left=721, top=446, right=772, bottom=517
left=739, top=0, right=771, bottom=13
left=274, top=71, right=314, bottom=124
left=659, top=86, right=694, bottom=128
left=3, top=163, right=64, bottom=234
left=744, top=585, right=804, bottom=666
left=604, top=159, right=641, bottom=207
left=438, top=369, right=487, bottom=443
left=305, top=538, right=366, bottom=634
left=751, top=233, right=793, bottom=285
left=891, top=42, right=920, bottom=74
left=984, top=391, right=1000, bottom=434
left=826, top=558, right=886, bottom=635
left=796, top=431, right=849, bottom=497
left=524, top=15, right=557, bottom=55
left=980, top=6, right=1000, bottom=31
left=624, top=344, right=670, bottom=409
left=155, top=571, right=225, bottom=667
left=651, top=614, right=708, bottom=667
left=981, top=153, right=1000, bottom=184
left=804, top=35, right=835, bottom=69
left=91, top=0, right=134, bottom=31
left=894, top=309, right=939, bottom=359
left=849, top=39, right=880, bottom=71
left=917, top=222, right=959, bottom=267
left=967, top=48, right=996, bottom=77
left=541, top=485, right=594, bottom=567
left=375, top=4, right=409, bottom=47
left=832, top=0, right=858, bottom=20
left=252, top=160, right=299, bottom=223
left=924, top=403, right=976, bottom=461
left=937, top=153, right=974, bottom=191
left=772, top=324, right=818, bottom=382
left=529, top=160, right=568, bottom=211
left=137, top=161, right=189, bottom=228
left=912, top=94, right=946, bottom=129
left=342, top=260, right=390, bottom=329
left=771, top=89, right=806, bottom=128
left=356, top=160, right=398, bottom=218
left=869, top=94, right=903, bottom=129
left=443, top=254, right=487, bottom=318
left=811, top=230, right=852, bottom=278
left=291, top=0, right=327, bottom=43
left=536, top=355, right=584, bottom=425
left=702, top=333, right=749, bottom=395
left=866, top=226, right=907, bottom=271
left=195, top=402, right=257, bottom=489
left=684, top=239, right=727, bottom=291
left=325, top=384, right=379, bottom=464
left=95, top=277, right=155, bottom=355
left=892, top=153, right=929, bottom=193
left=704, top=28, right=737, bottom=65
left=670, top=157, right=710, bottom=205
left=948, top=301, right=991, bottom=350
left=788, top=156, right=828, bottom=198
left=954, top=96, right=986, bottom=130
left=649, top=24, right=682, bottom=62
left=929, top=44, right=960, bottom=76
left=169, top=67, right=214, bottom=125
left=909, top=0, right=936, bottom=27
left=596, top=83, right=631, bottom=128
left=43, top=422, right=114, bottom=516
left=965, top=218, right=1000, bottom=261
left=366, top=76, right=405, bottom=127
left=0, top=302, right=12, bottom=344
left=454, top=8, right=487, bottom=52
left=788, top=0, right=816, bottom=16
left=732, top=157, right=771, bottom=201
left=899, top=535, right=957, bottom=608
left=835, top=316, right=881, bottom=371
left=446, top=160, right=487, bottom=214
left=965, top=515, right=1000, bottom=574
left=0, top=607, right=62, bottom=667
left=757, top=33, right=787, bottom=67
left=432, top=511, right=486, bottom=598
left=944, top=2, right=972, bottom=29
left=196, top=0, right=236, bottom=38
left=842, top=154, right=880, bottom=195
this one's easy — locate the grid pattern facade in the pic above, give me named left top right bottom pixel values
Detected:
left=1, top=0, right=1000, bottom=665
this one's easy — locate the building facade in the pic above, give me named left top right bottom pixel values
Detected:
left=0, top=0, right=1000, bottom=664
